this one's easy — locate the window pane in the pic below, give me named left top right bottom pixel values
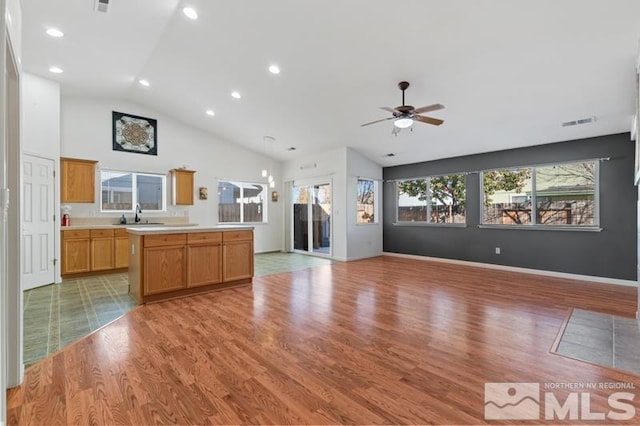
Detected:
left=397, top=179, right=427, bottom=222
left=357, top=179, right=376, bottom=224
left=101, top=171, right=133, bottom=211
left=243, top=183, right=264, bottom=223
left=482, top=169, right=533, bottom=225
left=218, top=181, right=241, bottom=222
left=429, top=174, right=466, bottom=223
left=137, top=174, right=164, bottom=211
left=535, top=161, right=596, bottom=225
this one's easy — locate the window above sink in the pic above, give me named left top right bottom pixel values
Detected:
left=100, top=170, right=167, bottom=213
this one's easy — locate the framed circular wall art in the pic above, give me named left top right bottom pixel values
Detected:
left=112, top=111, right=158, bottom=155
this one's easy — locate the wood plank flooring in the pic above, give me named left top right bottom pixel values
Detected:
left=7, top=256, right=640, bottom=424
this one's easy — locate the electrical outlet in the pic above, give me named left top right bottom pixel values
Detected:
left=495, top=247, right=501, bottom=255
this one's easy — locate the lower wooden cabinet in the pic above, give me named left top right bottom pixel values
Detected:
left=129, top=229, right=253, bottom=303
left=115, top=229, right=129, bottom=268
left=144, top=246, right=187, bottom=295
left=62, top=230, right=91, bottom=275
left=62, top=228, right=129, bottom=276
left=222, top=230, right=254, bottom=281
left=90, top=229, right=115, bottom=271
left=187, top=232, right=222, bottom=287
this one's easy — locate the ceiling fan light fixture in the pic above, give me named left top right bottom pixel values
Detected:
left=394, top=117, right=413, bottom=129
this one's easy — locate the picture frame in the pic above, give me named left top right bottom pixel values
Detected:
left=272, top=191, right=279, bottom=202
left=199, top=187, right=208, bottom=200
left=112, top=111, right=158, bottom=155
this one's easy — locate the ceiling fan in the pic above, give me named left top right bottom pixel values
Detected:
left=361, top=81, right=444, bottom=135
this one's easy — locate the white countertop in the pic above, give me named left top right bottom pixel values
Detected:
left=126, top=225, right=254, bottom=235
left=62, top=223, right=199, bottom=230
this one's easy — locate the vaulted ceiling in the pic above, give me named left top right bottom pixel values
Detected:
left=21, top=0, right=640, bottom=166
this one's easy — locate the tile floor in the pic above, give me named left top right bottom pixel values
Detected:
left=23, top=252, right=333, bottom=366
left=23, top=273, right=137, bottom=366
left=555, top=308, right=640, bottom=375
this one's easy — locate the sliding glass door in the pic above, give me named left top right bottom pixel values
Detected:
left=292, top=182, right=332, bottom=256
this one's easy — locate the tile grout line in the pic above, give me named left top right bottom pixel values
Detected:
left=611, top=315, right=616, bottom=368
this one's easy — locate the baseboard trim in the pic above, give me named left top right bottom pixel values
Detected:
left=382, top=252, right=637, bottom=287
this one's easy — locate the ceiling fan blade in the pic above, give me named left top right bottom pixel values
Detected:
left=413, top=103, right=445, bottom=114
left=361, top=116, right=395, bottom=127
left=415, top=115, right=444, bottom=126
left=379, top=106, right=398, bottom=113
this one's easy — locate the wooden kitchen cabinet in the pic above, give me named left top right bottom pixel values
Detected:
left=61, top=157, right=97, bottom=203
left=128, top=228, right=253, bottom=304
left=114, top=228, right=129, bottom=268
left=143, top=233, right=187, bottom=295
left=90, top=229, right=115, bottom=271
left=222, top=230, right=254, bottom=282
left=62, top=230, right=91, bottom=274
left=171, top=169, right=196, bottom=205
left=62, top=228, right=130, bottom=276
left=187, top=232, right=222, bottom=287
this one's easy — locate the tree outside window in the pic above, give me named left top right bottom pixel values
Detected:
left=481, top=161, right=597, bottom=226
left=357, top=179, right=377, bottom=224
left=397, top=174, right=466, bottom=224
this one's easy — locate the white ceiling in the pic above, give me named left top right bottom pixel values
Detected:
left=21, top=0, right=640, bottom=166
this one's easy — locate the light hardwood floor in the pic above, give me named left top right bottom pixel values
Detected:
left=7, top=256, right=640, bottom=424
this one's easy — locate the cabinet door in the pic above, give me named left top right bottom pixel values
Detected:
left=91, top=237, right=115, bottom=271
left=61, top=158, right=97, bottom=203
left=223, top=240, right=254, bottom=282
left=144, top=246, right=187, bottom=295
left=172, top=170, right=195, bottom=205
left=187, top=243, right=222, bottom=287
left=62, top=238, right=91, bottom=274
left=115, top=236, right=129, bottom=268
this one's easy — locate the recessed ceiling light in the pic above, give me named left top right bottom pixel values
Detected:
left=182, top=7, right=198, bottom=20
left=268, top=64, right=280, bottom=74
left=231, top=91, right=241, bottom=99
left=45, top=28, right=64, bottom=38
left=287, top=147, right=296, bottom=151
left=138, top=79, right=150, bottom=87
left=206, top=110, right=215, bottom=116
left=49, top=67, right=63, bottom=74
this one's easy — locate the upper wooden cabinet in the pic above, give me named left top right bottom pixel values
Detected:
left=61, top=157, right=97, bottom=203
left=171, top=169, right=195, bottom=205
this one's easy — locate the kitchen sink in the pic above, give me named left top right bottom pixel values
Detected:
left=118, top=222, right=165, bottom=226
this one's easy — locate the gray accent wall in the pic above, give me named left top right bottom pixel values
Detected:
left=383, top=133, right=637, bottom=280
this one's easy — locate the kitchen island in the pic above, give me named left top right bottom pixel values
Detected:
left=128, top=226, right=253, bottom=304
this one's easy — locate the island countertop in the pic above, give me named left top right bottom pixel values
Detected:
left=125, top=225, right=254, bottom=235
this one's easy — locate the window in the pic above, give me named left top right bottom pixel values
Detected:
left=481, top=160, right=597, bottom=227
left=356, top=179, right=378, bottom=224
left=396, top=174, right=466, bottom=224
left=101, top=170, right=166, bottom=212
left=218, top=180, right=267, bottom=223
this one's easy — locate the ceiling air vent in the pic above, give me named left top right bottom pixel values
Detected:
left=562, top=116, right=596, bottom=127
left=95, top=0, right=109, bottom=13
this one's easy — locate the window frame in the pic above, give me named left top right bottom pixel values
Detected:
left=99, top=169, right=167, bottom=213
left=479, top=160, right=600, bottom=230
left=356, top=178, right=379, bottom=225
left=394, top=173, right=467, bottom=226
left=217, top=180, right=268, bottom=224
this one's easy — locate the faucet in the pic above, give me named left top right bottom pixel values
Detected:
left=134, top=204, right=142, bottom=223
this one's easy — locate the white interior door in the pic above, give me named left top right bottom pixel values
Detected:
left=22, top=154, right=55, bottom=290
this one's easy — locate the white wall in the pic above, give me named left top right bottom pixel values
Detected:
left=61, top=97, right=283, bottom=252
left=346, top=148, right=383, bottom=260
left=22, top=73, right=61, bottom=281
left=282, top=147, right=348, bottom=260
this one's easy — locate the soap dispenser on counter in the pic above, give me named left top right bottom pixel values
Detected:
left=119, top=214, right=127, bottom=225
